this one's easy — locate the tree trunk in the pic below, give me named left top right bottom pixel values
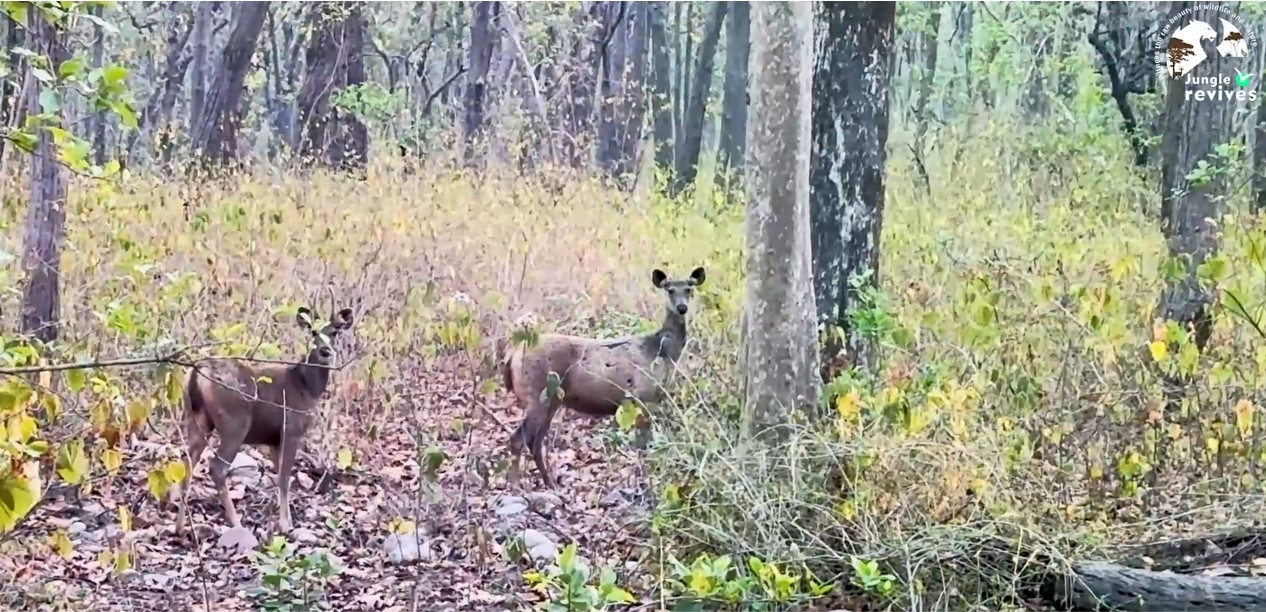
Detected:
left=809, top=2, right=895, bottom=377
left=19, top=8, right=70, bottom=344
left=596, top=3, right=628, bottom=175
left=742, top=1, right=820, bottom=442
left=0, top=12, right=23, bottom=162
left=615, top=2, right=650, bottom=187
left=462, top=1, right=497, bottom=165
left=89, top=4, right=107, bottom=166
left=670, top=1, right=726, bottom=197
left=716, top=0, right=750, bottom=191
left=911, top=2, right=940, bottom=193
left=1156, top=2, right=1233, bottom=352
left=557, top=3, right=603, bottom=168
left=296, top=1, right=369, bottom=170
left=1254, top=72, right=1266, bottom=213
left=126, top=4, right=195, bottom=169
left=190, top=1, right=269, bottom=168
left=189, top=1, right=214, bottom=135
left=649, top=2, right=674, bottom=176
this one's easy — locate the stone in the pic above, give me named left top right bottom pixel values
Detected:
left=521, top=528, right=558, bottom=562
left=290, top=527, right=319, bottom=545
left=495, top=496, right=528, bottom=517
left=384, top=533, right=431, bottom=564
left=217, top=526, right=259, bottom=555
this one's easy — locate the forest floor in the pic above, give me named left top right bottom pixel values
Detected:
left=1, top=355, right=656, bottom=611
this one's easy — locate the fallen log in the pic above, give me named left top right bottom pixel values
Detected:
left=1054, top=561, right=1266, bottom=611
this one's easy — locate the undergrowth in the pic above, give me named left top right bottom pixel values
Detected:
left=0, top=111, right=1264, bottom=610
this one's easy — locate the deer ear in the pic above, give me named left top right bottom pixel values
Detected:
left=297, top=307, right=315, bottom=330
left=689, top=267, right=706, bottom=286
left=335, top=308, right=354, bottom=328
left=652, top=269, right=667, bottom=288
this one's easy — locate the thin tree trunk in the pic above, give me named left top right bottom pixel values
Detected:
left=596, top=3, right=627, bottom=174
left=911, top=2, right=941, bottom=193
left=462, top=1, right=497, bottom=165
left=742, top=0, right=820, bottom=442
left=189, top=1, right=213, bottom=135
left=90, top=4, right=107, bottom=166
left=0, top=17, right=20, bottom=162
left=716, top=0, right=750, bottom=191
left=19, top=8, right=70, bottom=343
left=670, top=1, right=726, bottom=197
left=809, top=2, right=896, bottom=377
left=615, top=2, right=650, bottom=187
left=649, top=1, right=674, bottom=177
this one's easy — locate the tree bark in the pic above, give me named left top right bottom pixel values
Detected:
left=742, top=1, right=820, bottom=442
left=462, top=1, right=497, bottom=165
left=189, top=1, right=269, bottom=168
left=716, top=0, right=750, bottom=191
left=1, top=11, right=24, bottom=162
left=89, top=4, right=107, bottom=166
left=1254, top=73, right=1266, bottom=213
left=911, top=2, right=940, bottom=193
left=649, top=2, right=675, bottom=176
left=189, top=1, right=214, bottom=136
left=296, top=1, right=369, bottom=170
left=596, top=3, right=628, bottom=174
left=1054, top=561, right=1266, bottom=611
left=670, top=1, right=726, bottom=197
left=615, top=2, right=649, bottom=187
left=809, top=2, right=895, bottom=377
left=557, top=2, right=603, bottom=168
left=19, top=8, right=70, bottom=344
left=1156, top=2, right=1233, bottom=352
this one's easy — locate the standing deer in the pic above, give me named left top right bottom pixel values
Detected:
left=172, top=307, right=354, bottom=534
left=503, top=267, right=705, bottom=488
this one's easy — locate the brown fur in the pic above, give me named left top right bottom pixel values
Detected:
left=504, top=267, right=704, bottom=488
left=173, top=307, right=354, bottom=534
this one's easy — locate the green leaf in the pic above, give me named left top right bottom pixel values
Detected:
left=65, top=368, right=87, bottom=393
left=615, top=402, right=640, bottom=432
left=109, top=99, right=137, bottom=130
left=55, top=439, right=89, bottom=485
left=29, top=67, right=54, bottom=84
left=38, top=89, right=60, bottom=114
left=102, top=63, right=127, bottom=86
left=58, top=56, right=87, bottom=80
left=0, top=471, right=40, bottom=532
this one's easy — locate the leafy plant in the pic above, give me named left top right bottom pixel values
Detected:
left=244, top=535, right=344, bottom=612
left=523, top=542, right=635, bottom=611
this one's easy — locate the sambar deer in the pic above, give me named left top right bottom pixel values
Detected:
left=502, top=267, right=704, bottom=488
left=172, top=307, right=354, bottom=534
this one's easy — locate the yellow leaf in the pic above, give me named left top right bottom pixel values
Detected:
left=1149, top=341, right=1169, bottom=362
left=125, top=399, right=150, bottom=432
left=113, top=548, right=131, bottom=573
left=0, top=471, right=40, bottom=532
left=41, top=393, right=61, bottom=422
left=163, top=460, right=187, bottom=484
left=101, top=448, right=123, bottom=475
left=336, top=447, right=353, bottom=469
left=835, top=390, right=861, bottom=420
left=56, top=439, right=89, bottom=485
left=48, top=529, right=73, bottom=559
left=1235, top=399, right=1255, bottom=439
left=165, top=371, right=184, bottom=406
left=7, top=414, right=36, bottom=444
left=118, top=505, right=131, bottom=532
left=388, top=517, right=416, bottom=535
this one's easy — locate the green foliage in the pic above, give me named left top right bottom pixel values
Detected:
left=245, top=536, right=344, bottom=612
left=522, top=542, right=635, bottom=611
left=663, top=553, right=833, bottom=610
left=331, top=82, right=401, bottom=128
left=2, top=1, right=136, bottom=178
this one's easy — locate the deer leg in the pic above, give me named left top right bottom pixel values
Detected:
left=275, top=440, right=299, bottom=533
left=208, top=431, right=246, bottom=529
left=175, top=410, right=211, bottom=535
left=529, top=401, right=564, bottom=489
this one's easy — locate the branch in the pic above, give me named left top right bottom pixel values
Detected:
left=0, top=346, right=203, bottom=375
left=421, top=66, right=467, bottom=116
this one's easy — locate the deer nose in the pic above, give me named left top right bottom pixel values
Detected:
left=676, top=303, right=688, bottom=315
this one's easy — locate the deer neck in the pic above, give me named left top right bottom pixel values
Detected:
left=649, top=308, right=688, bottom=362
left=291, top=356, right=332, bottom=399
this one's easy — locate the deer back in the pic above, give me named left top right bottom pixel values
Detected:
left=510, top=332, right=675, bottom=416
left=189, top=358, right=321, bottom=447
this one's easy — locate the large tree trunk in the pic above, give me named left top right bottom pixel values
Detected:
left=670, top=1, right=726, bottom=197
left=462, top=1, right=497, bottom=165
left=742, top=1, right=820, bottom=442
left=558, top=3, right=603, bottom=168
left=809, top=2, right=895, bottom=377
left=649, top=2, right=675, bottom=177
left=1156, top=2, right=1233, bottom=352
left=189, top=1, right=269, bottom=168
left=296, top=1, right=369, bottom=170
left=19, top=9, right=70, bottom=344
left=716, top=0, right=750, bottom=191
left=910, top=2, right=940, bottom=193
left=126, top=4, right=195, bottom=169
